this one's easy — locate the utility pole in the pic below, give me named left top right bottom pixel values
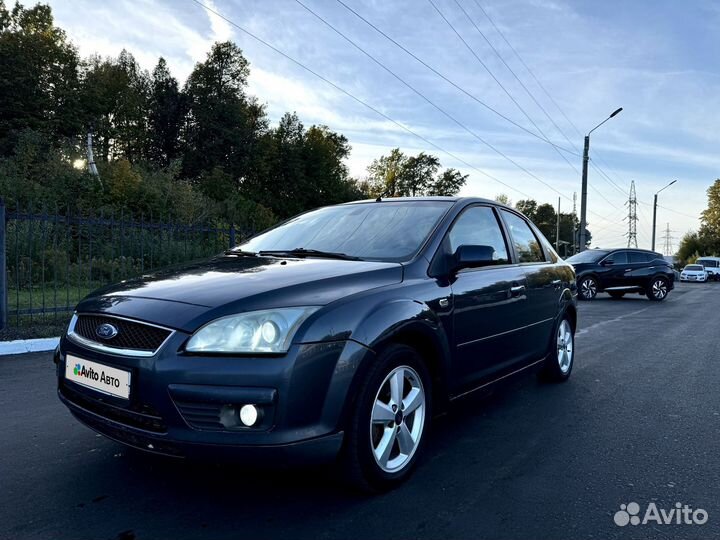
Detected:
left=555, top=197, right=561, bottom=252
left=579, top=136, right=589, bottom=251
left=572, top=192, right=577, bottom=254
left=626, top=181, right=638, bottom=248
left=651, top=180, right=677, bottom=251
left=579, top=107, right=623, bottom=251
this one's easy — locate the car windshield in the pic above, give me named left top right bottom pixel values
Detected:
left=697, top=259, right=717, bottom=267
left=235, top=201, right=453, bottom=262
left=565, top=250, right=609, bottom=264
left=685, top=265, right=703, bottom=271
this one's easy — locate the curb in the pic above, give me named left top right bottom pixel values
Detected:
left=0, top=337, right=60, bottom=355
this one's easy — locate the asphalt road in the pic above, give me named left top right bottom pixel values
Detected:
left=2, top=282, right=719, bottom=540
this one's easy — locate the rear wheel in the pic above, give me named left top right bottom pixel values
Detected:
left=608, top=291, right=625, bottom=299
left=541, top=315, right=574, bottom=382
left=578, top=276, right=598, bottom=300
left=340, top=344, right=432, bottom=492
left=646, top=277, right=669, bottom=301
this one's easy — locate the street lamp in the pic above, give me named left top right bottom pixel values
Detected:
left=651, top=180, right=677, bottom=251
left=578, top=107, right=623, bottom=251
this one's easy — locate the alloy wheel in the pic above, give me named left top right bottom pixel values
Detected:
left=652, top=279, right=668, bottom=300
left=556, top=320, right=574, bottom=374
left=580, top=277, right=597, bottom=299
left=370, top=365, right=426, bottom=473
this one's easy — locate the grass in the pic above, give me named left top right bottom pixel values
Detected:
left=2, top=285, right=99, bottom=340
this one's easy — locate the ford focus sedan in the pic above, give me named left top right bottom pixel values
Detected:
left=55, top=197, right=577, bottom=491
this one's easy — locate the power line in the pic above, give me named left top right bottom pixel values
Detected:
left=188, top=0, right=534, bottom=199
left=333, top=0, right=580, bottom=157
left=294, top=0, right=571, bottom=202
left=451, top=0, right=582, bottom=179
left=467, top=0, right=581, bottom=155
left=472, top=0, right=583, bottom=141
left=429, top=0, right=580, bottom=180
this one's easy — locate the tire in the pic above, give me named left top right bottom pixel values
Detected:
left=608, top=291, right=625, bottom=299
left=340, top=343, right=432, bottom=492
left=578, top=276, right=598, bottom=300
left=541, top=315, right=575, bottom=382
left=646, top=276, right=670, bottom=301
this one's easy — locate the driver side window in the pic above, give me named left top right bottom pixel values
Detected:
left=447, top=206, right=509, bottom=264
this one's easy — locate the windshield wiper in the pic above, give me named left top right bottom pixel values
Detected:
left=257, top=248, right=362, bottom=261
left=223, top=249, right=258, bottom=257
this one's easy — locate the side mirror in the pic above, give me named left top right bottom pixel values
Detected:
left=601, top=259, right=613, bottom=266
left=453, top=244, right=495, bottom=271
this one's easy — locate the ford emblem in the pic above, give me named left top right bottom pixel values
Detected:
left=96, top=323, right=118, bottom=340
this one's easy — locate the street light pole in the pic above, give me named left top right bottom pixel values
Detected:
left=651, top=180, right=677, bottom=251
left=578, top=107, right=623, bottom=251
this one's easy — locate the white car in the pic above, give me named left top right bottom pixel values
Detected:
left=680, top=264, right=708, bottom=282
left=696, top=257, right=720, bottom=281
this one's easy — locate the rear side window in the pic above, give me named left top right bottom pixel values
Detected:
left=447, top=206, right=509, bottom=263
left=500, top=210, right=546, bottom=263
left=629, top=252, right=651, bottom=263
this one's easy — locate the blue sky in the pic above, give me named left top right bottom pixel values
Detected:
left=46, top=0, right=720, bottom=249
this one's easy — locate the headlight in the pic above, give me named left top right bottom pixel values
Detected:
left=185, top=307, right=320, bottom=354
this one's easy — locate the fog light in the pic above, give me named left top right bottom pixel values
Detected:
left=239, top=404, right=259, bottom=426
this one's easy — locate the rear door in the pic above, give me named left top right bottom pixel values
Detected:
left=446, top=205, right=530, bottom=386
left=499, top=209, right=558, bottom=361
left=626, top=251, right=654, bottom=287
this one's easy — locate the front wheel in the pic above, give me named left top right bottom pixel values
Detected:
left=578, top=276, right=598, bottom=300
left=541, top=316, right=575, bottom=382
left=340, top=344, right=432, bottom=492
left=646, top=277, right=670, bottom=301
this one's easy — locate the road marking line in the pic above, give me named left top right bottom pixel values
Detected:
left=576, top=307, right=651, bottom=337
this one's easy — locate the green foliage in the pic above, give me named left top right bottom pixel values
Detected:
left=676, top=179, right=720, bottom=264
left=513, top=197, right=586, bottom=254
left=366, top=148, right=467, bottom=198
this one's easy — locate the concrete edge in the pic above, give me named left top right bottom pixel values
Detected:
left=0, top=337, right=60, bottom=355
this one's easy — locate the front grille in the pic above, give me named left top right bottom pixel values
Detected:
left=60, top=381, right=167, bottom=433
left=73, top=314, right=171, bottom=353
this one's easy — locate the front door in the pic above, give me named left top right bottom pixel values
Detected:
left=445, top=205, right=534, bottom=387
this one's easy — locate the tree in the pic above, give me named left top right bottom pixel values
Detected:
left=427, top=168, right=468, bottom=196
left=182, top=41, right=267, bottom=181
left=495, top=194, right=511, bottom=205
left=147, top=58, right=183, bottom=165
left=398, top=152, right=439, bottom=196
left=79, top=50, right=150, bottom=162
left=366, top=148, right=405, bottom=197
left=0, top=1, right=81, bottom=154
left=366, top=148, right=466, bottom=198
left=515, top=199, right=538, bottom=221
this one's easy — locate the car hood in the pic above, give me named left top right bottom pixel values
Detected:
left=76, top=256, right=404, bottom=331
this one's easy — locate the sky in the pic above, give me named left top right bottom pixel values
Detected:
left=44, top=0, right=720, bottom=250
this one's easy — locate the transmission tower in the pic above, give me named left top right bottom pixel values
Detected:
left=626, top=181, right=638, bottom=248
left=662, top=223, right=674, bottom=256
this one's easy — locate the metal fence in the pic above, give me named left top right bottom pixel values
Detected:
left=0, top=200, right=252, bottom=339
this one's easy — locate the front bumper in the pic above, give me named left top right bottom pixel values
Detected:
left=56, top=331, right=372, bottom=461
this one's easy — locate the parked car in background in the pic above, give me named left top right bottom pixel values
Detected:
left=696, top=257, right=720, bottom=281
left=566, top=248, right=674, bottom=301
left=55, top=197, right=577, bottom=492
left=680, top=264, right=708, bottom=282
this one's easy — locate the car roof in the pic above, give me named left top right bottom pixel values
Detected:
left=697, top=256, right=720, bottom=260
left=604, top=248, right=662, bottom=255
left=342, top=196, right=513, bottom=209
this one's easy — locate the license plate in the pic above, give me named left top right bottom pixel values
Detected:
left=65, top=354, right=131, bottom=399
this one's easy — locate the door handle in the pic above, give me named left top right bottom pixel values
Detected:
left=510, top=285, right=526, bottom=297
left=551, top=279, right=562, bottom=289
